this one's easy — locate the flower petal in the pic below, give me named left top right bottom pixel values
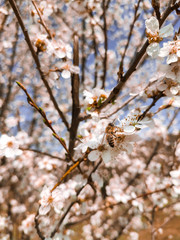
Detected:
left=159, top=24, right=173, bottom=38
left=61, top=70, right=71, bottom=79
left=145, top=16, right=159, bottom=34
left=147, top=43, right=160, bottom=58
left=124, top=125, right=135, bottom=133
left=102, top=150, right=111, bottom=163
left=167, top=54, right=178, bottom=64
left=88, top=150, right=100, bottom=161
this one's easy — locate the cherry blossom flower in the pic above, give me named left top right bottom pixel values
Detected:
left=129, top=232, right=139, bottom=240
left=38, top=157, right=61, bottom=171
left=172, top=96, right=180, bottom=107
left=78, top=119, right=141, bottom=163
left=45, top=39, right=73, bottom=59
left=88, top=144, right=116, bottom=163
left=19, top=214, right=35, bottom=235
left=159, top=38, right=180, bottom=64
left=56, top=61, right=79, bottom=79
left=170, top=168, right=180, bottom=194
left=38, top=1, right=53, bottom=17
left=0, top=134, right=22, bottom=158
left=117, top=108, right=154, bottom=132
left=54, top=40, right=72, bottom=59
left=39, top=186, right=64, bottom=215
left=145, top=16, right=173, bottom=58
left=39, top=178, right=85, bottom=215
left=106, top=180, right=131, bottom=203
left=0, top=216, right=8, bottom=231
left=34, top=34, right=49, bottom=52
left=147, top=63, right=180, bottom=97
left=83, top=88, right=108, bottom=110
left=82, top=89, right=108, bottom=120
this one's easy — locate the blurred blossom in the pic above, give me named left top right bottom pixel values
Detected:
left=170, top=168, right=180, bottom=194
left=147, top=60, right=180, bottom=97
left=159, top=37, right=180, bottom=64
left=0, top=216, right=8, bottom=231
left=39, top=177, right=86, bottom=215
left=19, top=214, right=35, bottom=235
left=56, top=61, right=79, bottom=79
left=38, top=157, right=62, bottom=171
left=0, top=134, right=22, bottom=158
left=129, top=232, right=139, bottom=240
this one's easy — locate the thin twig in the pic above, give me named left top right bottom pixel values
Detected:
left=32, top=0, right=53, bottom=39
left=88, top=10, right=98, bottom=88
left=102, top=0, right=108, bottom=89
left=16, top=81, right=71, bottom=158
left=118, top=0, right=142, bottom=79
left=50, top=158, right=84, bottom=192
left=20, top=147, right=64, bottom=161
left=138, top=92, right=164, bottom=121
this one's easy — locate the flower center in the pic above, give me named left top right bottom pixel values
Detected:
left=146, top=32, right=163, bottom=44
left=7, top=141, right=13, bottom=148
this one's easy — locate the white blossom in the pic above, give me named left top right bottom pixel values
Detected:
left=56, top=61, right=79, bottom=79
left=145, top=16, right=173, bottom=58
left=159, top=39, right=180, bottom=64
left=39, top=186, right=63, bottom=215
left=0, top=134, right=22, bottom=158
left=83, top=88, right=108, bottom=109
left=19, top=214, right=35, bottom=235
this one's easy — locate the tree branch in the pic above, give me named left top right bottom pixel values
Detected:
left=69, top=35, right=80, bottom=156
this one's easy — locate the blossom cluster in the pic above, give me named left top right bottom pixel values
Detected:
left=34, top=35, right=79, bottom=79
left=145, top=16, right=180, bottom=99
left=39, top=176, right=87, bottom=216
left=75, top=108, right=153, bottom=163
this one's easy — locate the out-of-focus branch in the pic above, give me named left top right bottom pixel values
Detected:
left=167, top=108, right=179, bottom=129
left=20, top=147, right=64, bottom=161
left=8, top=0, right=70, bottom=130
left=152, top=0, right=161, bottom=21
left=0, top=12, right=8, bottom=35
left=118, top=0, right=141, bottom=79
left=81, top=18, right=86, bottom=83
left=88, top=10, right=99, bottom=88
left=102, top=0, right=108, bottom=89
left=69, top=35, right=80, bottom=156
left=105, top=0, right=111, bottom=10
left=97, top=1, right=180, bottom=110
